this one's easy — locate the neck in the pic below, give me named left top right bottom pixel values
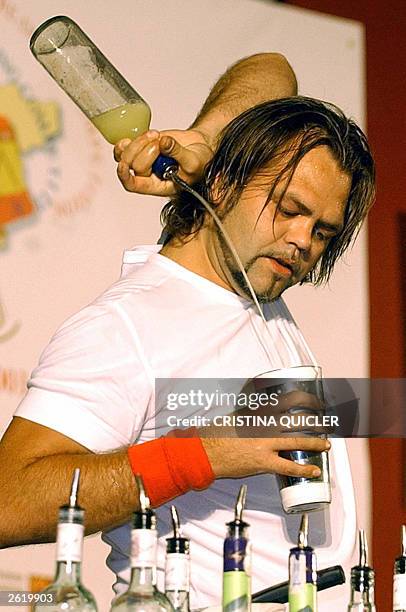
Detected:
left=349, top=587, right=375, bottom=609
left=128, top=566, right=156, bottom=591
left=54, top=560, right=82, bottom=584
left=166, top=589, right=190, bottom=612
left=160, top=226, right=228, bottom=288
left=160, top=229, right=239, bottom=296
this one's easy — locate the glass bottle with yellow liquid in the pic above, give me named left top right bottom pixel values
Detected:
left=30, top=16, right=177, bottom=178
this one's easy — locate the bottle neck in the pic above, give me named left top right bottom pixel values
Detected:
left=349, top=567, right=376, bottom=610
left=393, top=567, right=406, bottom=611
left=128, top=566, right=156, bottom=591
left=165, top=589, right=190, bottom=612
left=349, top=587, right=375, bottom=605
left=54, top=520, right=84, bottom=584
left=53, top=560, right=82, bottom=585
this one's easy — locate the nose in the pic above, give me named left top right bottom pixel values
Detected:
left=284, top=218, right=313, bottom=252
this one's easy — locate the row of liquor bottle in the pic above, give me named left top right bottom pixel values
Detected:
left=31, top=468, right=405, bottom=611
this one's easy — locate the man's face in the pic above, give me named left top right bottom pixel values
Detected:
left=209, top=145, right=351, bottom=302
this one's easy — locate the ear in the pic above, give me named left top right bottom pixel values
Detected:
left=209, top=174, right=222, bottom=207
left=209, top=174, right=237, bottom=217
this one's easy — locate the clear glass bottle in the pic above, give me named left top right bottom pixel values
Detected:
left=348, top=529, right=376, bottom=612
left=393, top=525, right=406, bottom=612
left=29, top=16, right=177, bottom=179
left=110, top=476, right=174, bottom=612
left=348, top=569, right=376, bottom=612
left=288, top=513, right=317, bottom=612
left=30, top=16, right=151, bottom=144
left=33, top=469, right=97, bottom=612
left=222, top=485, right=251, bottom=612
left=165, top=507, right=190, bottom=612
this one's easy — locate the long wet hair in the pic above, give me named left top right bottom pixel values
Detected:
left=161, top=96, right=376, bottom=284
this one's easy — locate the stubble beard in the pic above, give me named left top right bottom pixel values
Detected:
left=216, top=228, right=291, bottom=303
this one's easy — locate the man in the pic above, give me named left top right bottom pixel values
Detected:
left=0, top=53, right=375, bottom=609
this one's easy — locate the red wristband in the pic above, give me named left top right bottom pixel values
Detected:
left=127, top=432, right=215, bottom=507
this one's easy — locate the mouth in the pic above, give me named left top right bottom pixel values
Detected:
left=267, top=257, right=295, bottom=277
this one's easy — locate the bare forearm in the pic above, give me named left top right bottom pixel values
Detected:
left=0, top=450, right=137, bottom=548
left=191, top=53, right=298, bottom=147
left=115, top=53, right=297, bottom=195
left=0, top=422, right=331, bottom=548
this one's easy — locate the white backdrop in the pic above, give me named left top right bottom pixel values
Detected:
left=0, top=0, right=370, bottom=609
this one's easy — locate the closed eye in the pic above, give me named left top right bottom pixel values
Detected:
left=278, top=203, right=341, bottom=242
left=279, top=206, right=298, bottom=218
left=315, top=230, right=332, bottom=242
left=314, top=227, right=339, bottom=242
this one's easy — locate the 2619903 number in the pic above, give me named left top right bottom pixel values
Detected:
left=0, top=591, right=55, bottom=605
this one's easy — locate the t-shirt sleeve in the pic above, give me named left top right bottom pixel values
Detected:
left=15, top=300, right=153, bottom=452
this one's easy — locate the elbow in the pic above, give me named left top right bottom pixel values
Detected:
left=0, top=495, right=23, bottom=548
left=0, top=512, right=55, bottom=549
left=0, top=478, right=55, bottom=548
left=0, top=506, right=20, bottom=549
left=249, top=52, right=298, bottom=96
left=0, top=471, right=24, bottom=547
left=0, top=481, right=15, bottom=547
left=272, top=53, right=298, bottom=96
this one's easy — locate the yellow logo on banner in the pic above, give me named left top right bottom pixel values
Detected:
left=0, top=0, right=104, bottom=363
left=0, top=83, right=60, bottom=247
left=0, top=114, right=34, bottom=246
left=0, top=86, right=59, bottom=344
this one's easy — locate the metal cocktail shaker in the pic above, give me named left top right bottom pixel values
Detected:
left=254, top=365, right=331, bottom=514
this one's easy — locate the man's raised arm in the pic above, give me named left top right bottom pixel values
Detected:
left=190, top=52, right=297, bottom=144
left=114, top=53, right=297, bottom=195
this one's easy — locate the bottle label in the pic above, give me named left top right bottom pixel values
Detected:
left=56, top=523, right=84, bottom=562
left=394, top=574, right=406, bottom=609
left=244, top=541, right=252, bottom=577
left=223, top=572, right=250, bottom=612
left=289, top=583, right=317, bottom=612
left=131, top=530, right=157, bottom=567
left=165, top=554, right=190, bottom=591
left=224, top=537, right=251, bottom=574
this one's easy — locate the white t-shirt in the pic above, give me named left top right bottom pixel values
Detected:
left=16, top=245, right=356, bottom=610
